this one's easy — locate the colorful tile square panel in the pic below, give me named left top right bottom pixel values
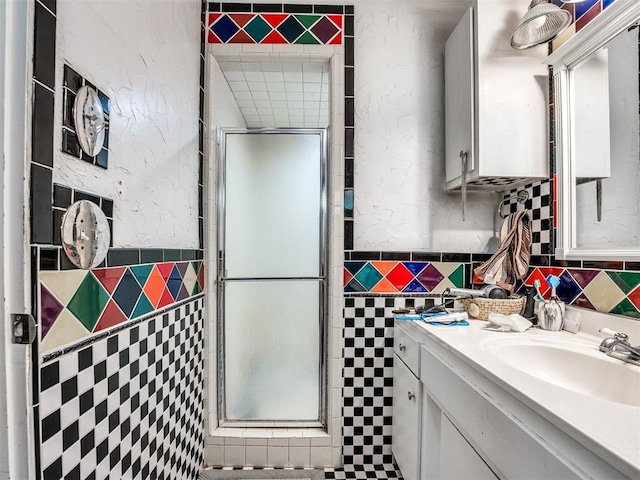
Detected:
left=525, top=265, right=640, bottom=318
left=343, top=261, right=466, bottom=294
left=207, top=12, right=343, bottom=44
left=39, top=261, right=205, bottom=353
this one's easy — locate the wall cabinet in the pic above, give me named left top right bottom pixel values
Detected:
left=444, top=0, right=549, bottom=192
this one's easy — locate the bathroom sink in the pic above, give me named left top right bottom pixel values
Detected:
left=482, top=338, right=640, bottom=407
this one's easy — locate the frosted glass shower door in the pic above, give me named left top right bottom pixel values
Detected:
left=219, top=130, right=327, bottom=423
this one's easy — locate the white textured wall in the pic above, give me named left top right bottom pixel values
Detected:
left=54, top=0, right=201, bottom=248
left=354, top=0, right=498, bottom=252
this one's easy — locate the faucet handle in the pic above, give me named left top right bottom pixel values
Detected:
left=599, top=327, right=619, bottom=338
left=599, top=328, right=629, bottom=342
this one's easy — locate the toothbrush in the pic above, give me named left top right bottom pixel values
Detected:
left=546, top=274, right=560, bottom=300
left=533, top=279, right=546, bottom=302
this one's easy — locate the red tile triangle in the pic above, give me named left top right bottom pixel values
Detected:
left=157, top=262, right=175, bottom=281
left=92, top=267, right=126, bottom=295
left=262, top=13, right=288, bottom=28
left=330, top=32, right=342, bottom=45
left=343, top=269, right=353, bottom=287
left=539, top=267, right=565, bottom=281
left=524, top=268, right=547, bottom=291
left=229, top=30, right=255, bottom=44
left=207, top=13, right=222, bottom=27
left=208, top=30, right=222, bottom=43
left=229, top=13, right=254, bottom=28
left=262, top=29, right=288, bottom=44
left=628, top=286, right=640, bottom=311
left=328, top=15, right=343, bottom=29
left=197, top=263, right=205, bottom=290
left=158, top=287, right=175, bottom=308
left=94, top=300, right=127, bottom=332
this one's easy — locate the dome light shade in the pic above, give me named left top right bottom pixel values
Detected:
left=511, top=0, right=572, bottom=49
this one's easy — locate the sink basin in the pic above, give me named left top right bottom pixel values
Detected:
left=482, top=338, right=640, bottom=407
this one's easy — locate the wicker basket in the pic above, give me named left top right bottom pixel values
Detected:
left=459, top=295, right=526, bottom=320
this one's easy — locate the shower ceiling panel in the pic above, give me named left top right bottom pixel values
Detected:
left=218, top=60, right=330, bottom=128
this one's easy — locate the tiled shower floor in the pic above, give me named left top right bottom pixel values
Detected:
left=201, top=465, right=403, bottom=480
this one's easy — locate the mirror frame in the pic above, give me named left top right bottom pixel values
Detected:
left=546, top=0, right=640, bottom=261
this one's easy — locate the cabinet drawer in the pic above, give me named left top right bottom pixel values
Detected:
left=394, top=322, right=420, bottom=375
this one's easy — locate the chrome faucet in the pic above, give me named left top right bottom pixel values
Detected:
left=598, top=328, right=640, bottom=367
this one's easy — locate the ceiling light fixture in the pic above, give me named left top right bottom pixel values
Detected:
left=511, top=0, right=572, bottom=49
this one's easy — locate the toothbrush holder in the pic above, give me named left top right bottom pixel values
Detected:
left=537, top=300, right=565, bottom=331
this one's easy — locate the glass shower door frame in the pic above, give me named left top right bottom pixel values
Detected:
left=216, top=127, right=328, bottom=428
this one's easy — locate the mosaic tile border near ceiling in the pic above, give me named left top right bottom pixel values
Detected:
left=525, top=266, right=640, bottom=318
left=39, top=261, right=205, bottom=353
left=344, top=261, right=465, bottom=294
left=207, top=10, right=343, bottom=45
left=552, top=0, right=618, bottom=47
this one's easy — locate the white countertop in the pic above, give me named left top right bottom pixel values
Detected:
left=399, top=315, right=640, bottom=478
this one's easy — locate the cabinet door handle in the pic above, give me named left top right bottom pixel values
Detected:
left=408, top=391, right=415, bottom=401
left=398, top=343, right=406, bottom=351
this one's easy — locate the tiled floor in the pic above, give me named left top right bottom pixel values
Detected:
left=325, top=464, right=402, bottom=479
left=201, top=465, right=403, bottom=480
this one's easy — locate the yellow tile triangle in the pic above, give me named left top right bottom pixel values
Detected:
left=40, top=270, right=89, bottom=306
left=41, top=309, right=90, bottom=353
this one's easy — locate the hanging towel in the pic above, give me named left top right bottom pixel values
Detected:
left=474, top=210, right=532, bottom=293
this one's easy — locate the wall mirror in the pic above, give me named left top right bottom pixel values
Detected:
left=547, top=0, right=640, bottom=261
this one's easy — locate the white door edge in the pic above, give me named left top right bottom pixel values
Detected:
left=1, top=0, right=36, bottom=478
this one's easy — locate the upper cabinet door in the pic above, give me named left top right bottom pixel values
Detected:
left=444, top=0, right=549, bottom=192
left=445, top=7, right=474, bottom=185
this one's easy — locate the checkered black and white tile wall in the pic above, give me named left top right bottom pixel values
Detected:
left=343, top=296, right=403, bottom=467
left=500, top=179, right=553, bottom=255
left=38, top=297, right=205, bottom=480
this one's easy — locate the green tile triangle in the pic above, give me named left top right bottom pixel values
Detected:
left=354, top=263, right=383, bottom=291
left=131, top=293, right=154, bottom=319
left=67, top=274, right=110, bottom=331
left=296, top=31, right=320, bottom=45
left=448, top=264, right=465, bottom=288
left=131, top=264, right=154, bottom=288
left=193, top=281, right=202, bottom=296
left=245, top=15, right=272, bottom=43
left=191, top=261, right=201, bottom=274
left=606, top=271, right=640, bottom=294
left=609, top=297, right=640, bottom=318
left=295, top=14, right=320, bottom=29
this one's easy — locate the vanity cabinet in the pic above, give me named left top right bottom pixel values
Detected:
left=393, top=321, right=636, bottom=480
left=439, top=415, right=498, bottom=480
left=392, top=324, right=422, bottom=480
left=444, top=0, right=549, bottom=192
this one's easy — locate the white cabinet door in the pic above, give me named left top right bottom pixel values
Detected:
left=440, top=415, right=498, bottom=480
left=445, top=6, right=474, bottom=184
left=392, top=355, right=421, bottom=480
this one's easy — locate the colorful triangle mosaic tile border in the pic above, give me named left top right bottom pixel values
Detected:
left=39, top=261, right=205, bottom=353
left=344, top=261, right=465, bottom=294
left=524, top=266, right=640, bottom=318
left=208, top=12, right=343, bottom=45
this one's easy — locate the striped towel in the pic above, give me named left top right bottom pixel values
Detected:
left=474, top=211, right=532, bottom=293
